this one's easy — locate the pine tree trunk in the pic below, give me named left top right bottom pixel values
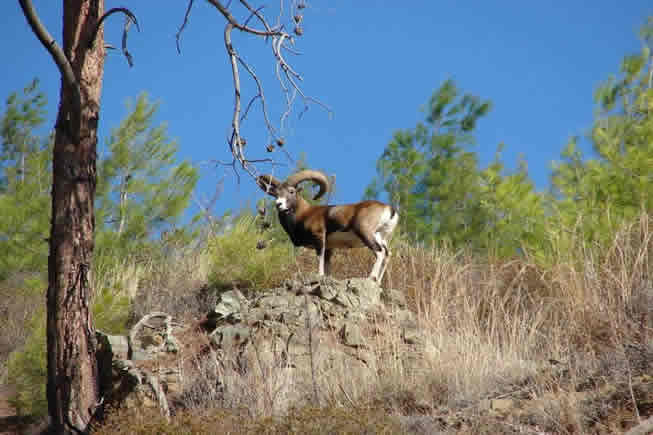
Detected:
left=47, top=1, right=105, bottom=433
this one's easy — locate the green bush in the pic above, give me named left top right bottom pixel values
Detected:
left=93, top=285, right=131, bottom=335
left=6, top=262, right=132, bottom=418
left=207, top=215, right=294, bottom=290
left=7, top=311, right=47, bottom=417
left=92, top=251, right=138, bottom=335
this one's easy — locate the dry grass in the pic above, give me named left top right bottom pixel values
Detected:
left=128, top=243, right=212, bottom=322
left=7, top=214, right=653, bottom=433
left=94, top=405, right=401, bottom=435
left=184, top=214, right=651, bottom=433
left=0, top=275, right=42, bottom=379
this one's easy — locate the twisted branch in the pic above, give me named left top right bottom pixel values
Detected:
left=90, top=7, right=140, bottom=67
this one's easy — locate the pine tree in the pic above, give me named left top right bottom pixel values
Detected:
left=0, top=78, right=46, bottom=188
left=0, top=80, right=50, bottom=280
left=367, top=80, right=548, bottom=256
left=95, top=93, right=199, bottom=260
left=366, top=79, right=493, bottom=248
left=478, top=147, right=546, bottom=257
left=552, top=17, right=653, bottom=244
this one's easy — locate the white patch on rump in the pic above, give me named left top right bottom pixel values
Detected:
left=376, top=207, right=398, bottom=240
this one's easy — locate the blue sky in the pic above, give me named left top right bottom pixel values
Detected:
left=2, top=2, right=652, bottom=217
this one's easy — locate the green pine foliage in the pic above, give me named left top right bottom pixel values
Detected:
left=366, top=79, right=547, bottom=257
left=1, top=88, right=200, bottom=418
left=6, top=310, right=48, bottom=417
left=96, top=93, right=199, bottom=262
left=478, top=148, right=547, bottom=258
left=0, top=80, right=50, bottom=280
left=366, top=79, right=492, bottom=246
left=551, top=18, right=653, bottom=249
left=0, top=79, right=46, bottom=188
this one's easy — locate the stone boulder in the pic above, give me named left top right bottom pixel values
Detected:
left=97, top=275, right=424, bottom=416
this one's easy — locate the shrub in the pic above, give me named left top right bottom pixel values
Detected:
left=207, top=215, right=294, bottom=291
left=6, top=311, right=47, bottom=417
left=5, top=260, right=134, bottom=418
left=0, top=273, right=44, bottom=379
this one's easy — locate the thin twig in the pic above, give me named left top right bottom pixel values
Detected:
left=208, top=0, right=284, bottom=36
left=200, top=1, right=332, bottom=182
left=242, top=3, right=266, bottom=30
left=122, top=17, right=135, bottom=67
left=176, top=0, right=195, bottom=54
left=236, top=56, right=277, bottom=138
left=241, top=94, right=262, bottom=124
left=89, top=7, right=140, bottom=49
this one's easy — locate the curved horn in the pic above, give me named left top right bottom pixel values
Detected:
left=256, top=174, right=282, bottom=197
left=285, top=170, right=330, bottom=200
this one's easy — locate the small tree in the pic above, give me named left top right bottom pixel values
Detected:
left=366, top=80, right=492, bottom=247
left=95, top=93, right=198, bottom=258
left=478, top=148, right=546, bottom=258
left=0, top=80, right=51, bottom=279
left=0, top=79, right=46, bottom=187
left=552, top=18, right=653, bottom=245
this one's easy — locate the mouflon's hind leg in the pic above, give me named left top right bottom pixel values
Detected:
left=324, top=248, right=333, bottom=276
left=378, top=242, right=391, bottom=282
left=351, top=227, right=384, bottom=281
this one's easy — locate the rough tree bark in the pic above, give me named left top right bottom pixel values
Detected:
left=47, top=1, right=105, bottom=432
left=19, top=0, right=105, bottom=433
left=46, top=2, right=104, bottom=432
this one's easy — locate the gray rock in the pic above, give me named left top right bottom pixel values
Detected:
left=99, top=276, right=424, bottom=420
left=210, top=289, right=247, bottom=323
left=214, top=324, right=251, bottom=349
left=347, top=278, right=382, bottom=309
left=341, top=322, right=366, bottom=348
left=96, top=331, right=129, bottom=360
left=491, top=398, right=515, bottom=412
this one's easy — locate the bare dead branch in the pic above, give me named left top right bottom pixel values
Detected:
left=241, top=94, right=262, bottom=124
left=224, top=24, right=245, bottom=162
left=236, top=56, right=277, bottom=138
left=90, top=7, right=140, bottom=47
left=122, top=17, right=135, bottom=67
left=196, top=1, right=331, bottom=183
left=208, top=0, right=282, bottom=36
left=241, top=2, right=267, bottom=30
left=18, top=0, right=81, bottom=138
left=276, top=0, right=285, bottom=29
left=280, top=91, right=296, bottom=131
left=90, top=7, right=140, bottom=67
left=176, top=0, right=195, bottom=54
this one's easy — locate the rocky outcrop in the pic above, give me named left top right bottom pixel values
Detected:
left=96, top=275, right=423, bottom=416
left=96, top=312, right=185, bottom=420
